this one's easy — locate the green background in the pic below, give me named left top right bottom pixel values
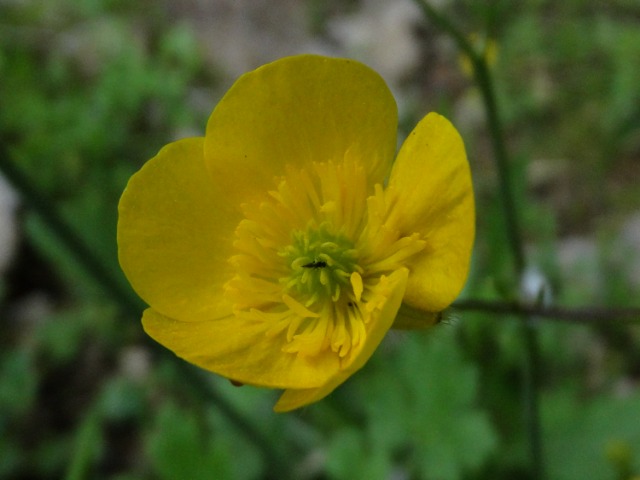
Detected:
left=1, top=1, right=639, bottom=478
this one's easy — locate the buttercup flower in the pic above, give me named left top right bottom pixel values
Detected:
left=118, top=55, right=474, bottom=411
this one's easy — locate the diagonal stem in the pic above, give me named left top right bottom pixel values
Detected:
left=414, top=0, right=525, bottom=272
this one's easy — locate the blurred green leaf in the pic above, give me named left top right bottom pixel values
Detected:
left=0, top=349, right=37, bottom=415
left=0, top=435, right=21, bottom=477
left=328, top=327, right=498, bottom=479
left=147, top=401, right=263, bottom=480
left=544, top=388, right=640, bottom=480
left=99, top=376, right=146, bottom=423
left=325, top=428, right=392, bottom=480
left=147, top=402, right=219, bottom=480
left=65, top=408, right=103, bottom=480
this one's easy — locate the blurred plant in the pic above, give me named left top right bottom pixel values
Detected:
left=1, top=0, right=639, bottom=479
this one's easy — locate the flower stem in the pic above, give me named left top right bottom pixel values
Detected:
left=453, top=299, right=640, bottom=323
left=522, top=317, right=543, bottom=480
left=413, top=2, right=542, bottom=477
left=470, top=56, right=526, bottom=273
left=414, top=0, right=525, bottom=272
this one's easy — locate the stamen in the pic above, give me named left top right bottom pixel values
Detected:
left=224, top=157, right=427, bottom=361
left=350, top=272, right=363, bottom=302
left=283, top=294, right=320, bottom=318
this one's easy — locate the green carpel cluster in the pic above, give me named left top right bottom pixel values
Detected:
left=280, top=223, right=361, bottom=305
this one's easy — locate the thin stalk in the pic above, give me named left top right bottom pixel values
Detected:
left=522, top=317, right=543, bottom=480
left=414, top=0, right=525, bottom=272
left=414, top=2, right=542, bottom=477
left=453, top=299, right=640, bottom=323
left=470, top=57, right=526, bottom=272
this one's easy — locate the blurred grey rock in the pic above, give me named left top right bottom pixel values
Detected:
left=167, top=0, right=315, bottom=80
left=556, top=236, right=600, bottom=299
left=119, top=346, right=151, bottom=382
left=328, top=0, right=422, bottom=91
left=0, top=173, right=19, bottom=276
left=617, top=211, right=640, bottom=288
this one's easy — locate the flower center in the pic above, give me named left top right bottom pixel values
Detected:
left=280, top=224, right=362, bottom=306
left=224, top=157, right=425, bottom=361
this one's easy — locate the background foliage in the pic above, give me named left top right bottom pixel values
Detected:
left=1, top=0, right=639, bottom=478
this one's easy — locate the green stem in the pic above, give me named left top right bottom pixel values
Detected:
left=414, top=0, right=525, bottom=272
left=471, top=57, right=526, bottom=273
left=522, top=317, right=543, bottom=480
left=414, top=2, right=542, bottom=477
left=453, top=299, right=640, bottom=323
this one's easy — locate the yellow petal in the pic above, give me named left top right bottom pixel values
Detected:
left=142, top=308, right=340, bottom=389
left=273, top=268, right=409, bottom=412
left=387, top=113, right=475, bottom=312
left=118, top=138, right=236, bottom=322
left=204, top=55, right=398, bottom=207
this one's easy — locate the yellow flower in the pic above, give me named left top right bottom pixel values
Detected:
left=117, top=55, right=474, bottom=412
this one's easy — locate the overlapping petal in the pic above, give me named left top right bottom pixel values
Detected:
left=274, top=268, right=409, bottom=412
left=141, top=309, right=340, bottom=389
left=203, top=55, right=398, bottom=207
left=118, top=138, right=237, bottom=322
left=386, top=113, right=475, bottom=313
